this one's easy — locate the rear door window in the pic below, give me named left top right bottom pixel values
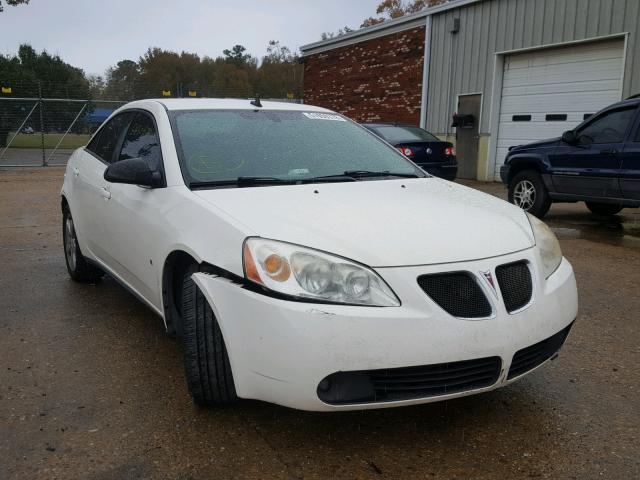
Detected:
left=90, top=112, right=134, bottom=163
left=86, top=130, right=103, bottom=155
left=372, top=126, right=440, bottom=143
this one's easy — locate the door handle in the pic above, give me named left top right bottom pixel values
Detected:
left=600, top=148, right=618, bottom=154
left=100, top=186, right=111, bottom=200
left=73, top=167, right=80, bottom=177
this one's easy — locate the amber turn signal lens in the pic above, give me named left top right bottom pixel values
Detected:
left=243, top=243, right=263, bottom=285
left=264, top=253, right=291, bottom=282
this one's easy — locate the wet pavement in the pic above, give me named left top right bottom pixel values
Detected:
left=459, top=180, right=640, bottom=249
left=1, top=169, right=639, bottom=480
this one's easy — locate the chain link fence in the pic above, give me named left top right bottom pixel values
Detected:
left=1, top=81, right=302, bottom=167
left=0, top=98, right=126, bottom=167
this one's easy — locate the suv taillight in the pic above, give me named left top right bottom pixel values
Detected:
left=445, top=146, right=456, bottom=156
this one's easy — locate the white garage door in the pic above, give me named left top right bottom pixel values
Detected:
left=494, top=39, right=625, bottom=180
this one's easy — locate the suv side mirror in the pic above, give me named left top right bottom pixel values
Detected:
left=104, top=158, right=163, bottom=188
left=561, top=130, right=578, bottom=145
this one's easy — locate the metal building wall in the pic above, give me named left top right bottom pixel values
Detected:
left=426, top=0, right=640, bottom=136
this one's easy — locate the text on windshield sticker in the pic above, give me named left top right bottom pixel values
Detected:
left=302, top=112, right=346, bottom=121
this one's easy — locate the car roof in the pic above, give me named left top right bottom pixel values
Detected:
left=568, top=96, right=640, bottom=127
left=600, top=96, right=640, bottom=110
left=122, top=98, right=334, bottom=112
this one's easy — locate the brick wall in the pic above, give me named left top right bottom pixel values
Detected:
left=303, top=27, right=425, bottom=125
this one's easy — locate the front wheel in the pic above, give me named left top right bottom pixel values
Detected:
left=508, top=170, right=552, bottom=218
left=585, top=202, right=623, bottom=216
left=62, top=208, right=104, bottom=283
left=181, top=265, right=238, bottom=407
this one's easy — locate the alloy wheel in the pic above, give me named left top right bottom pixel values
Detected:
left=64, top=216, right=77, bottom=271
left=513, top=180, right=537, bottom=211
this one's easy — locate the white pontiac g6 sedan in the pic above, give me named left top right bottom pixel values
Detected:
left=61, top=99, right=578, bottom=411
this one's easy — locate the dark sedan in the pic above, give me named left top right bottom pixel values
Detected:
left=362, top=123, right=457, bottom=180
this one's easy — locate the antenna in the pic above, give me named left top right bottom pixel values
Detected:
left=250, top=96, right=262, bottom=108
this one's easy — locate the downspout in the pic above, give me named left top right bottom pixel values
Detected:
left=420, top=15, right=432, bottom=129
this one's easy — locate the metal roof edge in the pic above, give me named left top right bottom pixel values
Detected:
left=300, top=0, right=483, bottom=57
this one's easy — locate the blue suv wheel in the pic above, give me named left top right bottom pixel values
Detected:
left=508, top=170, right=551, bottom=218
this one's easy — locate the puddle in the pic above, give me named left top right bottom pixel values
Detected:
left=548, top=211, right=640, bottom=248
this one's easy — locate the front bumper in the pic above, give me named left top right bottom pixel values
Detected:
left=193, top=248, right=577, bottom=411
left=418, top=160, right=458, bottom=181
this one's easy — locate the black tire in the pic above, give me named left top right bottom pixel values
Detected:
left=62, top=207, right=104, bottom=283
left=181, top=265, right=237, bottom=407
left=508, top=170, right=552, bottom=218
left=585, top=202, right=623, bottom=216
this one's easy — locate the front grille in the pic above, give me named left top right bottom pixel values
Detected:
left=417, top=272, right=492, bottom=318
left=317, top=357, right=502, bottom=405
left=496, top=261, right=533, bottom=313
left=508, top=323, right=574, bottom=379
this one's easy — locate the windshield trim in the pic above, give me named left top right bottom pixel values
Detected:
left=167, top=108, right=427, bottom=190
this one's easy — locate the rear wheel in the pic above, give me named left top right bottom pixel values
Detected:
left=181, top=265, right=238, bottom=407
left=585, top=202, right=623, bottom=216
left=62, top=208, right=104, bottom=283
left=508, top=170, right=552, bottom=218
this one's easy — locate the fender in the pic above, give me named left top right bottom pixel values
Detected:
left=501, top=152, right=554, bottom=191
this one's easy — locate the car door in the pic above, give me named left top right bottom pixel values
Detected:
left=548, top=106, right=637, bottom=199
left=100, top=111, right=167, bottom=308
left=619, top=114, right=640, bottom=201
left=72, top=112, right=133, bottom=261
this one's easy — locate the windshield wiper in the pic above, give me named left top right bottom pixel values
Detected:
left=342, top=170, right=422, bottom=179
left=236, top=176, right=294, bottom=186
left=299, top=174, right=358, bottom=183
left=300, top=171, right=422, bottom=183
left=188, top=171, right=422, bottom=190
left=189, top=177, right=294, bottom=189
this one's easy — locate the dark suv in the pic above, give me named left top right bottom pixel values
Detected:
left=501, top=97, right=640, bottom=218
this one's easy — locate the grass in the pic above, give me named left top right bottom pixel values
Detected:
left=6, top=132, right=91, bottom=149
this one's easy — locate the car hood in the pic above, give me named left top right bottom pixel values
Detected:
left=194, top=178, right=534, bottom=267
left=510, top=137, right=561, bottom=152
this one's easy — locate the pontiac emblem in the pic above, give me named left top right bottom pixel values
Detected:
left=480, top=271, right=498, bottom=297
left=426, top=147, right=433, bottom=155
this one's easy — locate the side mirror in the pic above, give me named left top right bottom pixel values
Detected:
left=561, top=130, right=578, bottom=145
left=104, top=158, right=163, bottom=188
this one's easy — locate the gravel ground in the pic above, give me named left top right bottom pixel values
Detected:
left=1, top=168, right=639, bottom=480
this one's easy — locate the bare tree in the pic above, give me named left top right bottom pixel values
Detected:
left=361, top=0, right=445, bottom=28
left=0, top=0, right=29, bottom=13
left=321, top=1, right=446, bottom=38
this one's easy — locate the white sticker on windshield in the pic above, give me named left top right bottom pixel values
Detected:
left=302, top=112, right=346, bottom=121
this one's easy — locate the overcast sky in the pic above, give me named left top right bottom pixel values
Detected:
left=0, top=0, right=380, bottom=76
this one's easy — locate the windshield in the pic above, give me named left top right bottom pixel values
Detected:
left=371, top=126, right=440, bottom=143
left=169, top=109, right=424, bottom=187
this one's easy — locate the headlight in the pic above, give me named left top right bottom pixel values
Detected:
left=527, top=213, right=562, bottom=279
left=243, top=238, right=400, bottom=306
